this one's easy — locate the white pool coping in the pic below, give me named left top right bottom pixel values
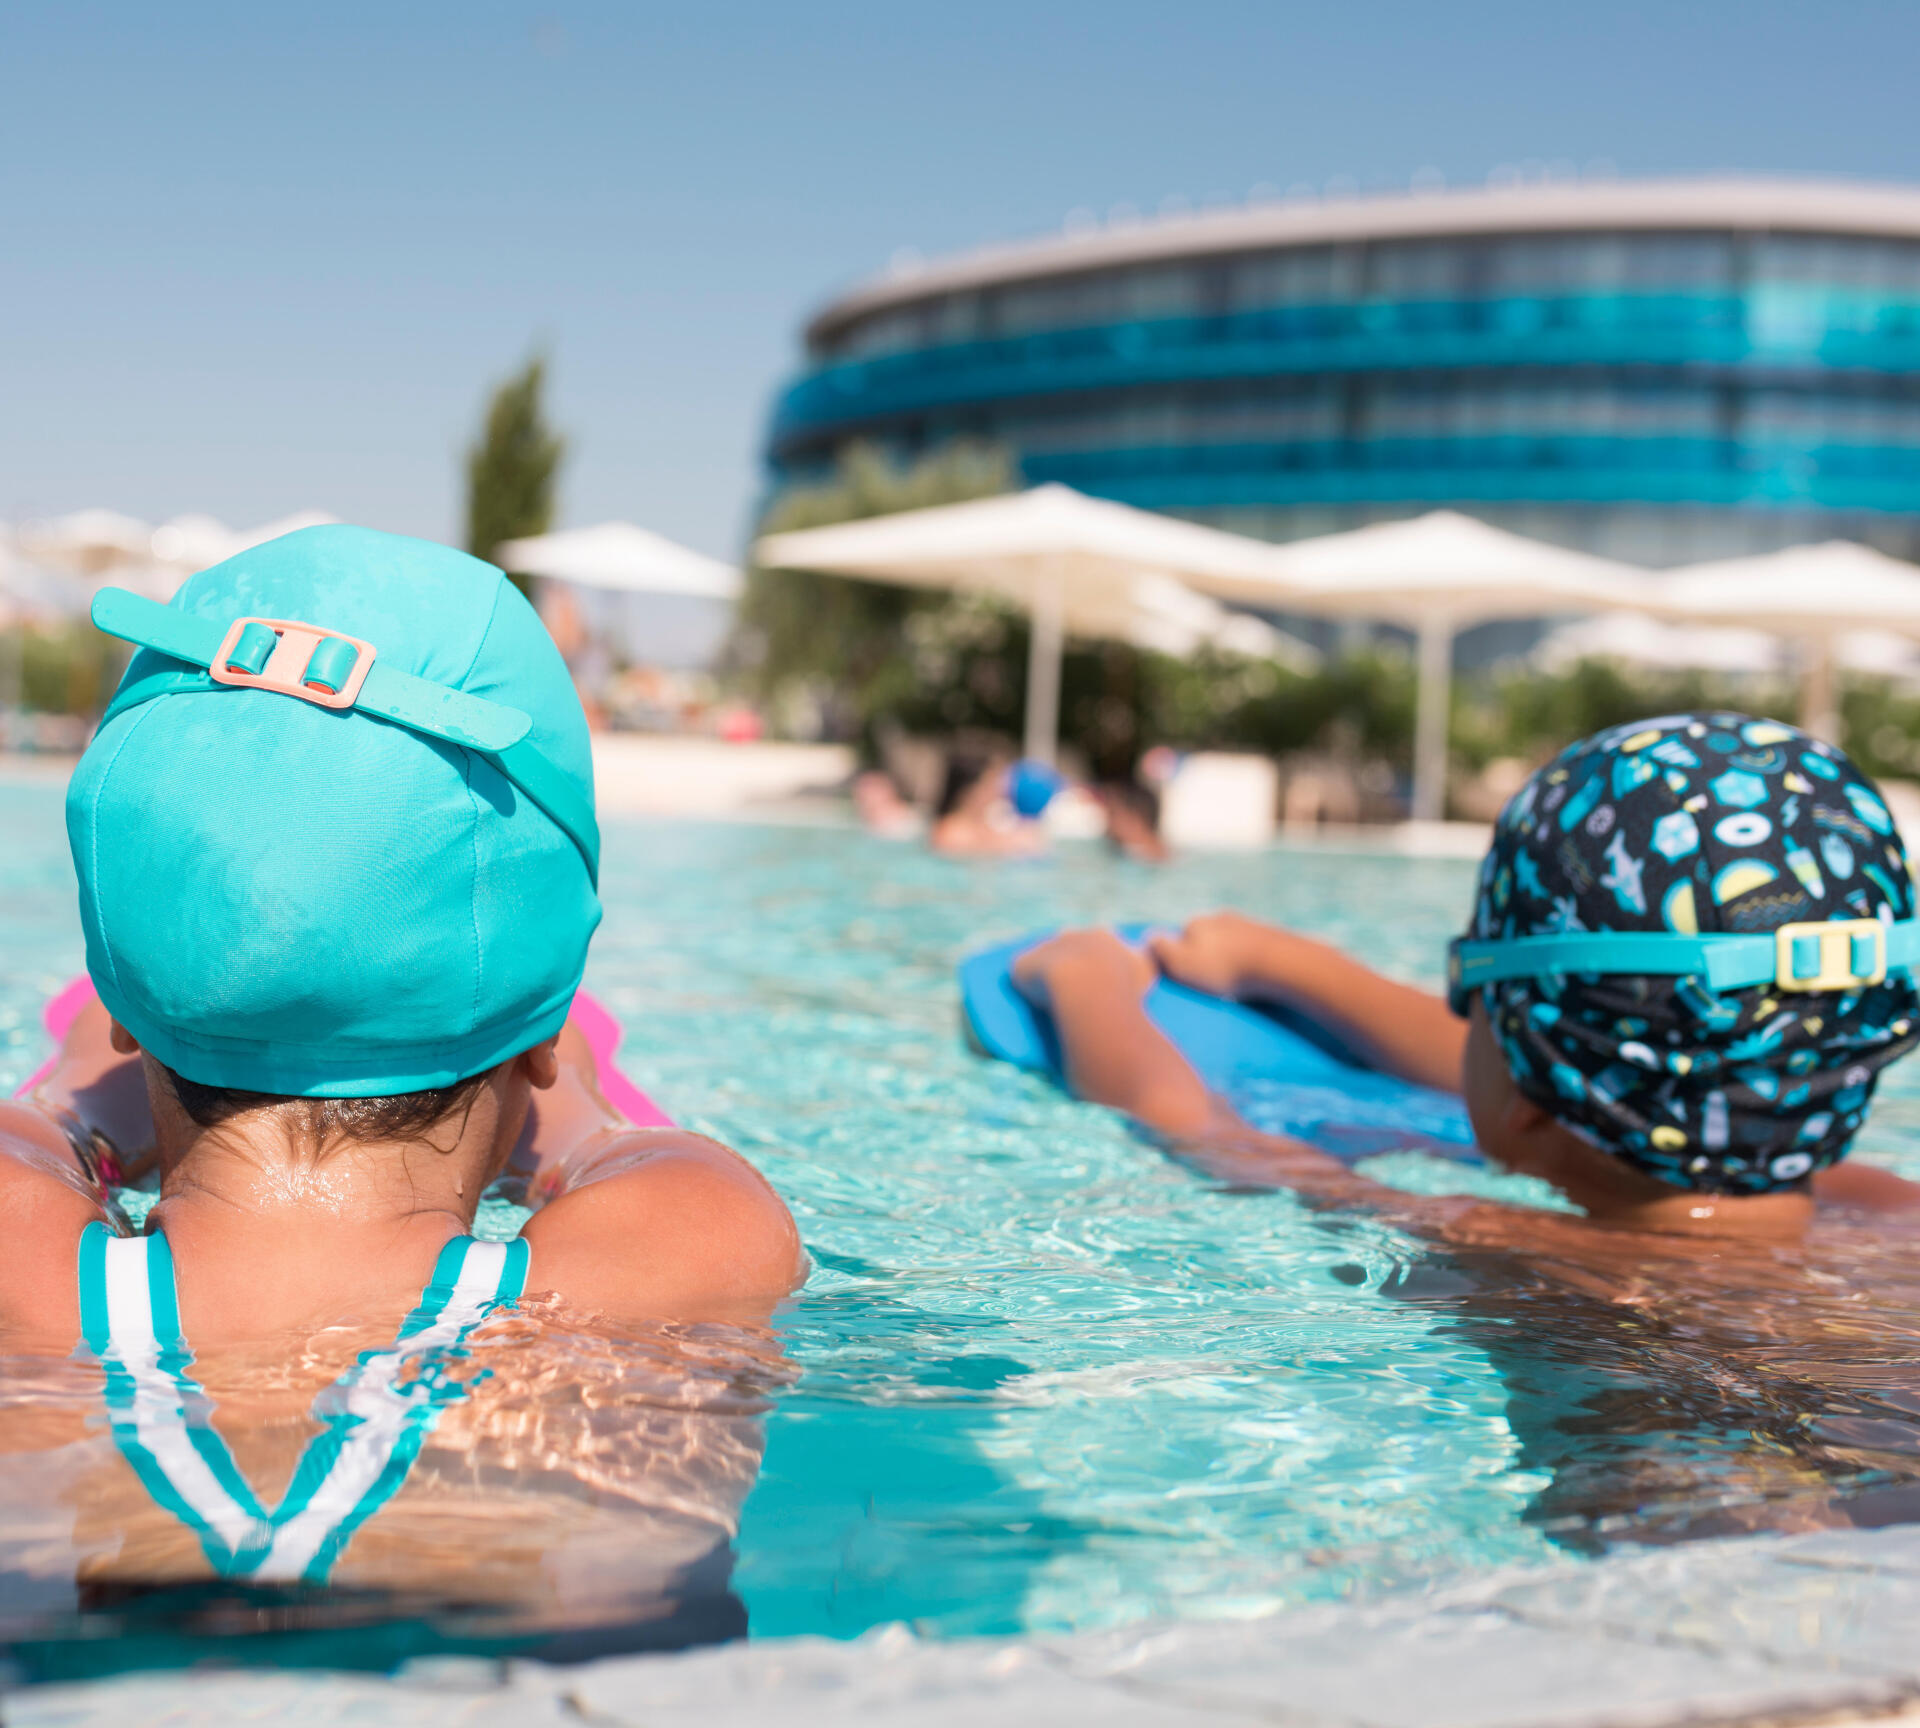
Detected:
left=14, top=1520, right=1920, bottom=1727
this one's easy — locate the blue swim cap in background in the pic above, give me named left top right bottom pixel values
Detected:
left=1008, top=759, right=1065, bottom=819
left=1468, top=712, right=1918, bottom=1194
left=68, top=525, right=602, bottom=1097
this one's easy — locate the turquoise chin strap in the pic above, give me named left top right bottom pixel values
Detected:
left=92, top=587, right=599, bottom=887
left=1448, top=917, right=1920, bottom=1014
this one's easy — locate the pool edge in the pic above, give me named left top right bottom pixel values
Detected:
left=14, top=1520, right=1920, bottom=1727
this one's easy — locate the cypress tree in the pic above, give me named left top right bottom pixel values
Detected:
left=464, top=356, right=565, bottom=594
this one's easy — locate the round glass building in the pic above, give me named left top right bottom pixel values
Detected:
left=768, top=178, right=1920, bottom=565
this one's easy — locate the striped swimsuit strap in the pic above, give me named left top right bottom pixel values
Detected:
left=76, top=1222, right=530, bottom=1586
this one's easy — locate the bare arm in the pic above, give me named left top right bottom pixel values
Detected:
left=1005, top=928, right=1710, bottom=1262
left=1011, top=930, right=1213, bottom=1135
left=1010, top=933, right=1701, bottom=1279
left=512, top=1022, right=806, bottom=1325
left=0, top=998, right=133, bottom=1341
left=1150, top=913, right=1468, bottom=1095
left=0, top=1119, right=111, bottom=1341
left=21, top=994, right=156, bottom=1185
left=1011, top=929, right=1427, bottom=1216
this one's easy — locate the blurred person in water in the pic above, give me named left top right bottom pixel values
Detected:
left=1095, top=775, right=1169, bottom=864
left=852, top=767, right=923, bottom=839
left=0, top=526, right=802, bottom=1637
left=929, top=747, right=1054, bottom=858
left=1016, top=713, right=1920, bottom=1539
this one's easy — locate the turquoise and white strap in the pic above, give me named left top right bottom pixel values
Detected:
left=78, top=1227, right=268, bottom=1560
left=78, top=1223, right=529, bottom=1584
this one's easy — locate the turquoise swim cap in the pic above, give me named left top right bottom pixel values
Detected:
left=68, top=525, right=602, bottom=1097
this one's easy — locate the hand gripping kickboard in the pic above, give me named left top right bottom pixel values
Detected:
left=958, top=925, right=1481, bottom=1165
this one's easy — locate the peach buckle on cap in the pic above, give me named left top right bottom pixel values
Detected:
left=208, top=616, right=377, bottom=710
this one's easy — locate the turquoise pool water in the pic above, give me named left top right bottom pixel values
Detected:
left=7, top=779, right=1920, bottom=1661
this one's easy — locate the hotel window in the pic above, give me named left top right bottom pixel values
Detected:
left=1226, top=247, right=1353, bottom=310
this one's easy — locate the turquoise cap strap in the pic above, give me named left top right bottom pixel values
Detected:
left=92, top=588, right=599, bottom=885
left=96, top=588, right=529, bottom=752
left=1450, top=917, right=1920, bottom=1000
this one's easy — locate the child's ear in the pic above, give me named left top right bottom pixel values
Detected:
left=522, top=1037, right=561, bottom=1091
left=108, top=1020, right=140, bottom=1057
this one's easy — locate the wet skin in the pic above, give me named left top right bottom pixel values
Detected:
left=1015, top=920, right=1920, bottom=1544
left=0, top=996, right=806, bottom=1347
left=0, top=1003, right=806, bottom=1625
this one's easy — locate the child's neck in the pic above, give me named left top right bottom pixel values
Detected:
left=152, top=1130, right=490, bottom=1236
left=1536, top=1133, right=1813, bottom=1241
left=1581, top=1182, right=1813, bottom=1240
left=141, top=1122, right=507, bottom=1341
left=142, top=1086, right=511, bottom=1247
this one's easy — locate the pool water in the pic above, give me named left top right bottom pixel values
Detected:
left=7, top=781, right=1920, bottom=1663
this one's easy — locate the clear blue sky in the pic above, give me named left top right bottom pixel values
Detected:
left=6, top=0, right=1920, bottom=557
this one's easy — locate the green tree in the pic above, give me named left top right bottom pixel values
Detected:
left=735, top=440, right=1015, bottom=736
left=465, top=355, right=565, bottom=592
left=8, top=620, right=125, bottom=715
left=1448, top=660, right=1786, bottom=775
left=1842, top=679, right=1920, bottom=780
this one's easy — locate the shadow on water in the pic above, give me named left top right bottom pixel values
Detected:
left=736, top=1277, right=1103, bottom=1639
left=0, top=1551, right=746, bottom=1685
left=1357, top=1224, right=1920, bottom=1557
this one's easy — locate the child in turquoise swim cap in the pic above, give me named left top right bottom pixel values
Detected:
left=1014, top=712, right=1920, bottom=1244
left=0, top=526, right=803, bottom=1355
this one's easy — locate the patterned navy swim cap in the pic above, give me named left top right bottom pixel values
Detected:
left=1467, top=712, right=1920, bottom=1195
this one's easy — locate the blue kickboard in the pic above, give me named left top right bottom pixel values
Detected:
left=959, top=925, right=1482, bottom=1165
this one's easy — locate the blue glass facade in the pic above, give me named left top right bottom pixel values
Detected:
left=770, top=218, right=1920, bottom=562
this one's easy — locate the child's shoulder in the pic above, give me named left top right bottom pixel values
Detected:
left=0, top=1100, right=113, bottom=1341
left=518, top=1127, right=805, bottom=1324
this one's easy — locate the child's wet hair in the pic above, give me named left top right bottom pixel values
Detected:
left=160, top=1065, right=492, bottom=1149
left=936, top=750, right=997, bottom=818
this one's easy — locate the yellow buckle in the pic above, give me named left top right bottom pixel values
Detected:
left=1774, top=919, right=1887, bottom=993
